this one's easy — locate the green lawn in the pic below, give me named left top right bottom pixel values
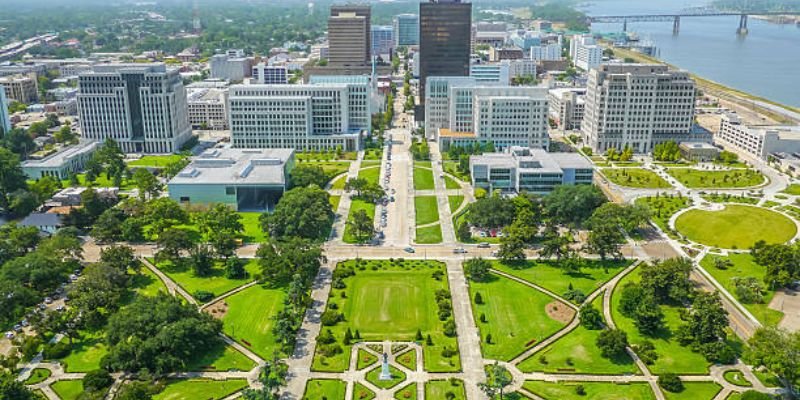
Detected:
left=60, top=173, right=135, bottom=190
left=414, top=167, right=435, bottom=190
left=781, top=184, right=800, bottom=195
left=357, top=348, right=378, bottom=370
left=699, top=253, right=784, bottom=327
left=343, top=199, right=376, bottom=244
left=448, top=195, right=465, bottom=213
left=185, top=342, right=256, bottom=372
left=359, top=166, right=381, bottom=186
left=330, top=195, right=341, bottom=211
left=443, top=161, right=470, bottom=181
left=675, top=205, right=796, bottom=249
left=723, top=370, right=753, bottom=387
left=492, top=259, right=631, bottom=301
left=395, top=383, right=418, bottom=400
left=330, top=174, right=348, bottom=190
left=415, top=161, right=432, bottom=169
left=444, top=175, right=461, bottom=189
left=302, top=161, right=352, bottom=179
left=522, top=381, right=655, bottom=400
left=303, top=379, right=346, bottom=400
left=50, top=380, right=84, bottom=400
left=662, top=382, right=722, bottom=400
left=153, top=379, right=248, bottom=400
left=56, top=330, right=107, bottom=372
left=313, top=260, right=460, bottom=373
left=415, top=196, right=440, bottom=226
left=611, top=269, right=710, bottom=374
left=602, top=168, right=671, bottom=189
left=130, top=266, right=168, bottom=298
left=701, top=193, right=759, bottom=205
left=238, top=212, right=267, bottom=243
left=634, top=196, right=692, bottom=236
left=666, top=168, right=765, bottom=188
left=366, top=365, right=405, bottom=389
left=150, top=258, right=261, bottom=300
left=425, top=379, right=466, bottom=400
left=469, top=274, right=569, bottom=361
left=353, top=383, right=376, bottom=400
left=24, top=368, right=51, bottom=385
left=364, top=148, right=383, bottom=161
left=518, top=296, right=637, bottom=375
left=416, top=225, right=443, bottom=244
left=296, top=151, right=357, bottom=161
left=396, top=349, right=416, bottom=371
left=221, top=284, right=287, bottom=359
left=127, top=154, right=187, bottom=168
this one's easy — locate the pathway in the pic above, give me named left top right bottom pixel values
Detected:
left=329, top=151, right=364, bottom=244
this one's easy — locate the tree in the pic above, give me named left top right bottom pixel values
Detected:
left=464, top=258, right=491, bottom=282
left=739, top=390, right=773, bottom=400
left=195, top=203, right=243, bottom=238
left=658, top=373, right=684, bottom=393
left=100, top=244, right=140, bottom=274
left=83, top=369, right=114, bottom=392
left=53, top=125, right=76, bottom=144
left=639, top=258, right=693, bottom=303
left=466, top=194, right=516, bottom=229
left=677, top=292, right=729, bottom=348
left=68, top=263, right=130, bottom=328
left=745, top=327, right=800, bottom=397
left=114, top=381, right=155, bottom=400
left=479, top=362, right=512, bottom=399
left=28, top=175, right=62, bottom=203
left=0, top=372, right=37, bottom=400
left=653, top=141, right=682, bottom=162
left=132, top=168, right=162, bottom=200
left=241, top=354, right=288, bottom=399
left=144, top=197, right=188, bottom=237
left=585, top=217, right=625, bottom=260
left=579, top=304, right=604, bottom=329
left=732, top=276, right=765, bottom=304
left=596, top=329, right=628, bottom=359
left=91, top=208, right=126, bottom=242
left=0, top=147, right=28, bottom=211
left=155, top=228, right=194, bottom=264
left=589, top=203, right=650, bottom=235
left=543, top=185, right=607, bottom=227
left=631, top=294, right=665, bottom=336
left=498, top=233, right=526, bottom=263
left=262, top=186, right=334, bottom=240
left=751, top=242, right=799, bottom=290
left=347, top=209, right=374, bottom=243
left=189, top=244, right=214, bottom=277
left=256, top=237, right=324, bottom=285
left=290, top=164, right=329, bottom=188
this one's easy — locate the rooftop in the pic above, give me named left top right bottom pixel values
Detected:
left=169, top=148, right=294, bottom=186
left=472, top=146, right=592, bottom=173
left=21, top=141, right=99, bottom=169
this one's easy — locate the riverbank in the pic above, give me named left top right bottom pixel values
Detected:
left=606, top=45, right=800, bottom=124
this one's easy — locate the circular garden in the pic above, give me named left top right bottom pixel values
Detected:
left=674, top=204, right=797, bottom=249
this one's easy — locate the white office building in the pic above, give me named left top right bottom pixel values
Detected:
left=470, top=59, right=536, bottom=84
left=581, top=64, right=704, bottom=153
left=0, top=85, right=10, bottom=135
left=251, top=63, right=289, bottom=84
left=425, top=76, right=549, bottom=150
left=187, top=88, right=228, bottom=130
left=717, top=113, right=800, bottom=159
left=21, top=140, right=100, bottom=180
left=570, top=35, right=602, bottom=71
left=393, top=14, right=419, bottom=46
left=548, top=88, right=586, bottom=131
left=77, top=63, right=192, bottom=153
left=210, top=49, right=253, bottom=83
left=229, top=75, right=373, bottom=151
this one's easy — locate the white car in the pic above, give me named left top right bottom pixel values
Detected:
left=5, top=331, right=14, bottom=339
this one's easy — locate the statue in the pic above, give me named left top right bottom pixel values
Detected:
left=379, top=352, right=392, bottom=380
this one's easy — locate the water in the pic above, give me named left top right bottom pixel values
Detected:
left=583, top=0, right=800, bottom=107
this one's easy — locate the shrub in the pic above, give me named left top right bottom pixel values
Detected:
left=194, top=290, right=214, bottom=302
left=474, top=292, right=484, bottom=305
left=485, top=334, right=492, bottom=344
left=83, top=369, right=114, bottom=391
left=43, top=342, right=71, bottom=359
left=443, top=319, right=457, bottom=337
left=321, top=310, right=343, bottom=326
left=575, top=384, right=586, bottom=395
left=318, top=343, right=343, bottom=357
left=441, top=346, right=457, bottom=358
left=426, top=335, right=433, bottom=346
left=740, top=391, right=772, bottom=400
left=658, top=373, right=684, bottom=393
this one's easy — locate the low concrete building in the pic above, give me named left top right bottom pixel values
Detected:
left=716, top=113, right=800, bottom=160
left=168, top=148, right=295, bottom=212
left=21, top=140, right=100, bottom=180
left=469, top=146, right=594, bottom=194
left=187, top=88, right=228, bottom=130
left=679, top=141, right=720, bottom=162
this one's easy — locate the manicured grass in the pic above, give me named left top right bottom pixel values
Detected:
left=185, top=342, right=256, bottom=372
left=364, top=148, right=383, bottom=160
left=357, top=348, right=378, bottom=370
left=24, top=368, right=51, bottom=385
left=60, top=173, right=135, bottom=190
left=415, top=161, right=432, bottom=169
left=701, top=193, right=759, bottom=205
left=313, top=260, right=460, bottom=373
left=296, top=151, right=357, bottom=161
left=330, top=174, right=348, bottom=190
left=302, top=161, right=351, bottom=179
left=413, top=167, right=435, bottom=190
left=414, top=196, right=440, bottom=226
left=444, top=175, right=460, bottom=189
left=396, top=349, right=417, bottom=371
left=492, top=259, right=631, bottom=301
left=611, top=269, right=710, bottom=374
left=343, top=199, right=376, bottom=244
left=353, top=383, right=376, bottom=400
left=699, top=253, right=784, bottom=327
left=518, top=296, right=637, bottom=375
left=425, top=379, right=466, bottom=400
left=662, top=382, right=722, bottom=400
left=469, top=274, right=568, bottom=361
left=365, top=365, right=405, bottom=389
left=152, top=379, right=248, bottom=400
left=127, top=154, right=187, bottom=167
left=443, top=161, right=470, bottom=181
left=151, top=258, right=260, bottom=299
left=359, top=166, right=381, bottom=186
left=522, top=380, right=655, bottom=400
left=602, top=168, right=671, bottom=189
left=330, top=195, right=341, bottom=211
left=666, top=168, right=765, bottom=188
left=50, top=380, right=84, bottom=400
left=303, top=379, right=346, bottom=400
left=56, top=330, right=107, bottom=373
left=723, top=370, right=753, bottom=387
left=130, top=266, right=167, bottom=297
left=634, top=195, right=692, bottom=236
left=221, top=284, right=287, bottom=359
left=781, top=183, right=800, bottom=195
left=675, top=205, right=796, bottom=249
left=238, top=212, right=267, bottom=243
left=448, top=195, right=465, bottom=213
left=395, top=383, right=418, bottom=400
left=416, top=225, right=443, bottom=244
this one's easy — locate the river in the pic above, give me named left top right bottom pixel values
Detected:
left=582, top=0, right=800, bottom=108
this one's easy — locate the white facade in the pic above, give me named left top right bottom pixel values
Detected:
left=251, top=63, right=289, bottom=84
left=470, top=60, right=536, bottom=84
left=210, top=51, right=253, bottom=83
left=393, top=14, right=419, bottom=46
left=0, top=74, right=38, bottom=104
left=21, top=140, right=100, bottom=180
left=228, top=76, right=373, bottom=151
left=470, top=147, right=594, bottom=194
left=717, top=113, right=800, bottom=159
left=548, top=88, right=586, bottom=130
left=187, top=88, right=228, bottom=130
left=570, top=35, right=602, bottom=71
left=581, top=64, right=698, bottom=153
left=0, top=85, right=10, bottom=135
left=425, top=76, right=549, bottom=150
left=77, top=63, right=192, bottom=154
left=529, top=43, right=562, bottom=61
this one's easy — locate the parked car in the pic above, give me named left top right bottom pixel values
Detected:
left=453, top=248, right=468, bottom=254
left=4, top=332, right=14, bottom=339
left=404, top=247, right=416, bottom=253
left=477, top=242, right=490, bottom=248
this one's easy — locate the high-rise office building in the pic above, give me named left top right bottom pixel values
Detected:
left=371, top=25, right=394, bottom=56
left=581, top=64, right=703, bottom=153
left=77, top=64, right=192, bottom=153
left=209, top=49, right=253, bottom=83
left=570, top=35, right=602, bottom=71
left=328, top=5, right=371, bottom=67
left=0, top=85, right=11, bottom=135
left=418, top=0, right=471, bottom=115
left=393, top=14, right=419, bottom=46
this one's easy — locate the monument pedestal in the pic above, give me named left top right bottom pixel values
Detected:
left=379, top=352, right=392, bottom=380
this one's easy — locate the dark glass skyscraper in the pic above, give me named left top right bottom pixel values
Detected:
left=418, top=0, right=471, bottom=119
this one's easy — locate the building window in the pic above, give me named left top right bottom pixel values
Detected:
left=226, top=187, right=235, bottom=195
left=180, top=196, right=190, bottom=202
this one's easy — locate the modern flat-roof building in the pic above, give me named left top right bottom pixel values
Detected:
left=0, top=74, right=38, bottom=104
left=168, top=148, right=295, bottom=212
left=548, top=88, right=586, bottom=131
left=418, top=0, right=471, bottom=111
left=470, top=146, right=594, bottom=194
left=581, top=64, right=703, bottom=153
left=251, top=63, right=289, bottom=84
left=187, top=88, right=228, bottom=130
left=679, top=141, right=720, bottom=162
left=371, top=25, right=394, bottom=56
left=470, top=60, right=537, bottom=84
left=716, top=112, right=800, bottom=159
left=77, top=63, right=192, bottom=153
left=209, top=49, right=253, bottom=83
left=570, top=35, right=602, bottom=71
left=229, top=76, right=373, bottom=151
left=0, top=85, right=10, bottom=135
left=425, top=76, right=549, bottom=151
left=328, top=5, right=371, bottom=67
left=393, top=14, right=419, bottom=46
left=21, top=140, right=100, bottom=180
